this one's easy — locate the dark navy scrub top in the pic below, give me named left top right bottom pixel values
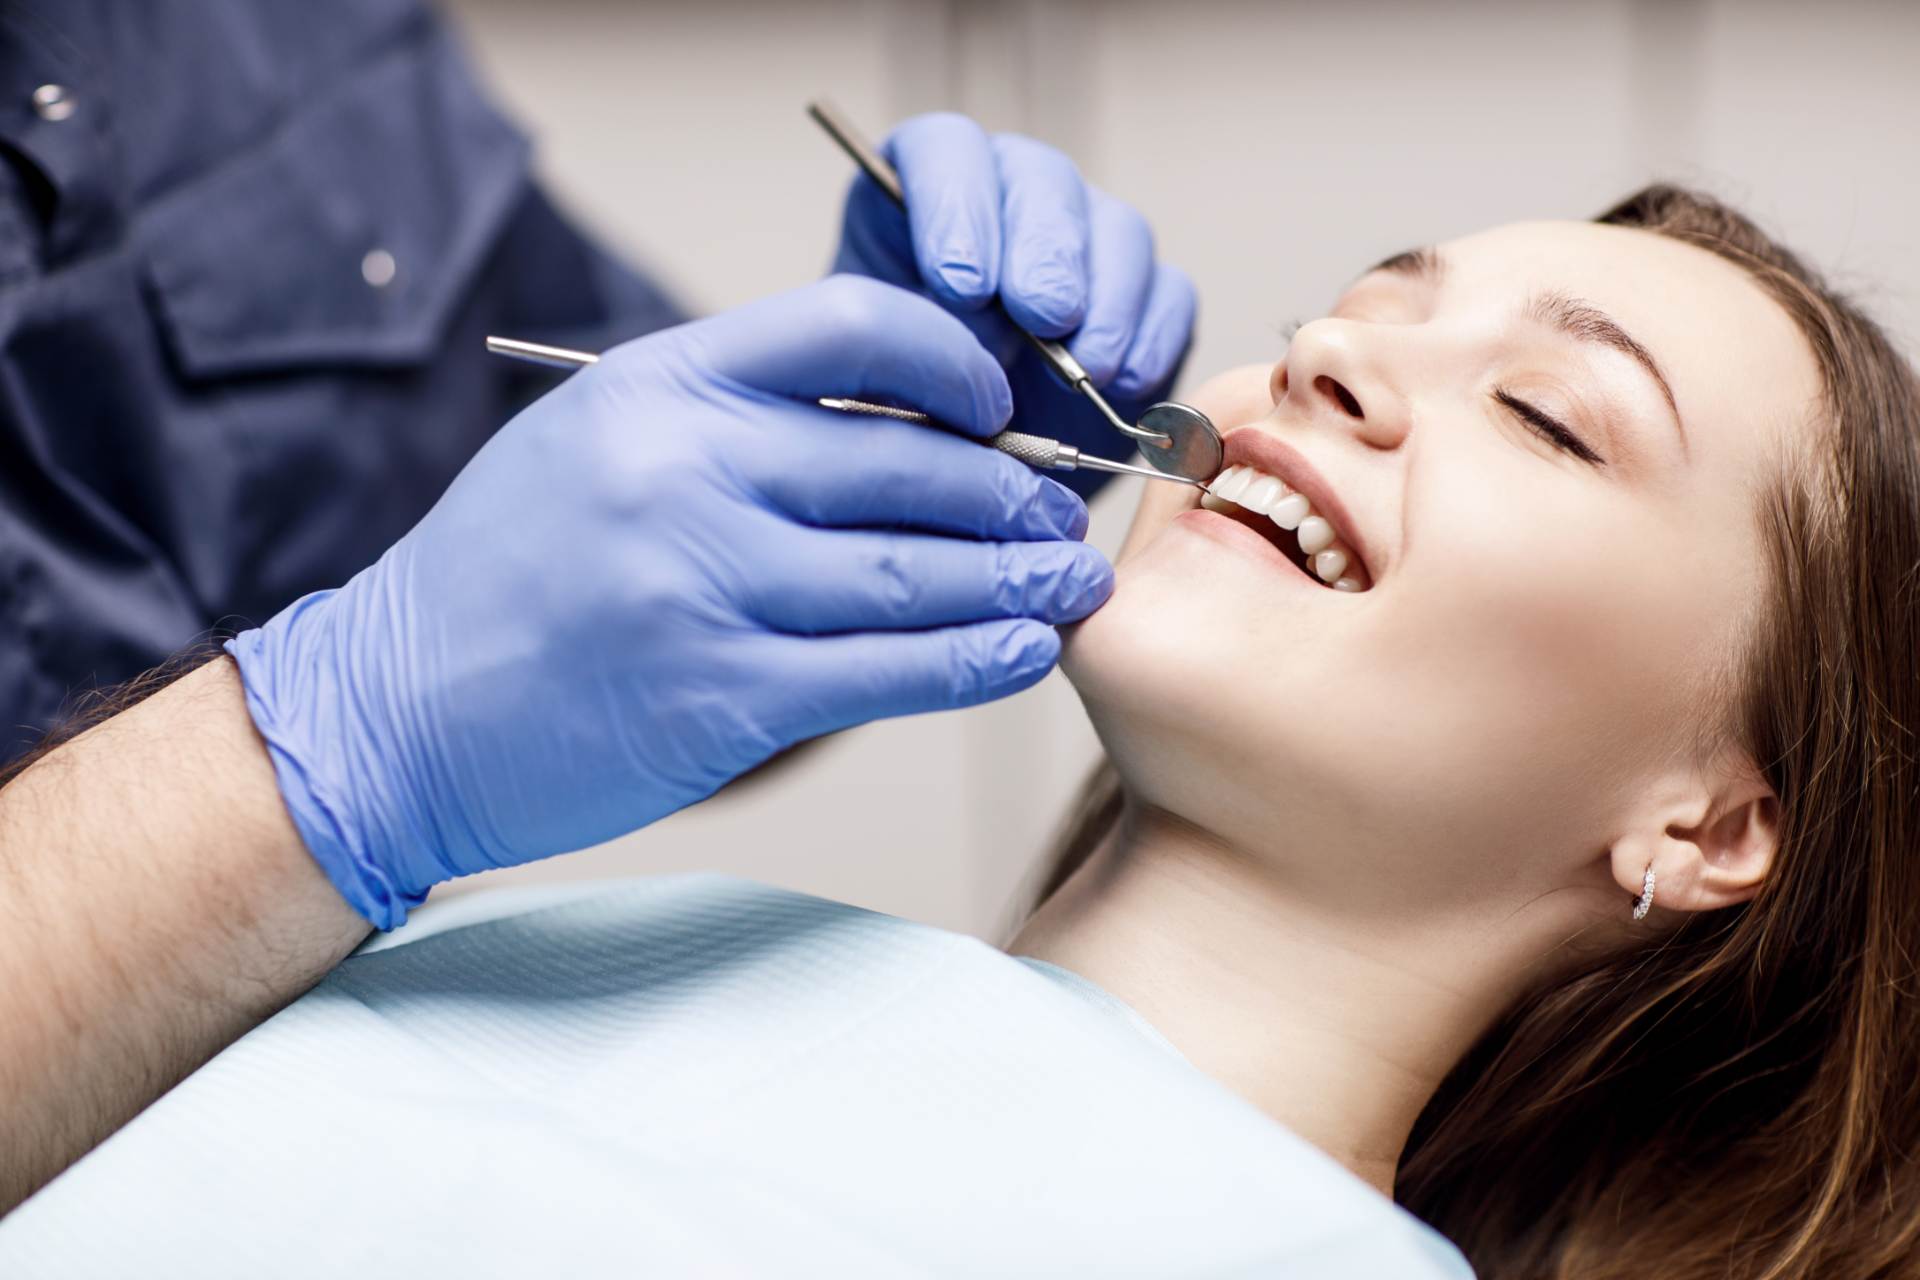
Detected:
left=0, top=0, right=684, bottom=761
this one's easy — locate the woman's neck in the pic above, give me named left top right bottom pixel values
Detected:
left=1006, top=796, right=1536, bottom=1199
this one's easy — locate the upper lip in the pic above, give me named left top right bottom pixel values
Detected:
left=1213, top=427, right=1377, bottom=582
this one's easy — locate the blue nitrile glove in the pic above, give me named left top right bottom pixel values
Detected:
left=226, top=276, right=1113, bottom=929
left=833, top=112, right=1197, bottom=495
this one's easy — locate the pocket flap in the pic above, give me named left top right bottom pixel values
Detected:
left=140, top=28, right=530, bottom=377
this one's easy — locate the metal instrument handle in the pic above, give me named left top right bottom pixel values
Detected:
left=805, top=100, right=1166, bottom=445
left=486, top=343, right=1201, bottom=487
left=812, top=398, right=1197, bottom=485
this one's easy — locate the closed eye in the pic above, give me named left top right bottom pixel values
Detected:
left=1493, top=388, right=1605, bottom=466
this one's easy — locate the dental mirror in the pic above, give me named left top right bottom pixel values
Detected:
left=1135, top=401, right=1225, bottom=482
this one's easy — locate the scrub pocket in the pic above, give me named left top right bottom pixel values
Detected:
left=127, top=18, right=536, bottom=635
left=140, top=25, right=531, bottom=377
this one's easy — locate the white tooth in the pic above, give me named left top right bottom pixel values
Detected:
left=1332, top=577, right=1363, bottom=592
left=1268, top=492, right=1310, bottom=530
left=1215, top=467, right=1255, bottom=503
left=1204, top=465, right=1240, bottom=496
left=1313, top=548, right=1348, bottom=583
left=1297, top=515, right=1335, bottom=556
left=1200, top=492, right=1235, bottom=513
left=1239, top=474, right=1285, bottom=514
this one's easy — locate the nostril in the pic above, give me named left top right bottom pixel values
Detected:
left=1315, top=375, right=1364, bottom=419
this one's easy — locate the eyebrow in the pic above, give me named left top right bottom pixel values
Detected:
left=1370, top=246, right=1445, bottom=282
left=1366, top=245, right=1689, bottom=459
left=1526, top=290, right=1687, bottom=457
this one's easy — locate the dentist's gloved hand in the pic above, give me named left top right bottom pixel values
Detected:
left=226, top=277, right=1112, bottom=929
left=833, top=112, right=1197, bottom=495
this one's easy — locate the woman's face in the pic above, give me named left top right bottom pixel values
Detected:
left=1064, top=220, right=1821, bottom=921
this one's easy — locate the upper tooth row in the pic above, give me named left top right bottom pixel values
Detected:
left=1203, top=465, right=1362, bottom=591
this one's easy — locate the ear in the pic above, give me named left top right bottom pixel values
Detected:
left=1608, top=752, right=1779, bottom=918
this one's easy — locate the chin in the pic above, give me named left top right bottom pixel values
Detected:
left=1060, top=542, right=1257, bottom=818
left=1060, top=499, right=1375, bottom=836
left=1061, top=541, right=1207, bottom=722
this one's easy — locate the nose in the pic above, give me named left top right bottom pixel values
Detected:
left=1269, top=318, right=1411, bottom=450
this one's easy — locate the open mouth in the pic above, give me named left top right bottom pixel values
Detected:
left=1197, top=464, right=1370, bottom=591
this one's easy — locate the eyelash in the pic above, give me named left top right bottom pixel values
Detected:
left=1492, top=388, right=1604, bottom=465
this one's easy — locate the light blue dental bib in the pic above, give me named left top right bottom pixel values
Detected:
left=3, top=875, right=1474, bottom=1277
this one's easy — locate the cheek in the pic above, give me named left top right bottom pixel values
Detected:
left=1335, top=500, right=1716, bottom=844
left=1067, top=479, right=1724, bottom=868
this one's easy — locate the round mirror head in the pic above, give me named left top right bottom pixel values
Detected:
left=1135, top=401, right=1224, bottom=482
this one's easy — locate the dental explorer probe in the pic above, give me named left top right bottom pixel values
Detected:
left=804, top=99, right=1226, bottom=484
left=483, top=336, right=1204, bottom=488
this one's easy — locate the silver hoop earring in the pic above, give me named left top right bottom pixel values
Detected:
left=1632, top=863, right=1656, bottom=921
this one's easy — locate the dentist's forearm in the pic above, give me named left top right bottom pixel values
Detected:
left=0, top=658, right=368, bottom=1212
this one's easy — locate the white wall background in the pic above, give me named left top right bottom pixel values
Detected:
left=440, top=0, right=1920, bottom=938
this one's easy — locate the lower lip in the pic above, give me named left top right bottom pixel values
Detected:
left=1172, top=507, right=1319, bottom=584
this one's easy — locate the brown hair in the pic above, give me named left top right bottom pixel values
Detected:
left=1026, top=187, right=1920, bottom=1278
